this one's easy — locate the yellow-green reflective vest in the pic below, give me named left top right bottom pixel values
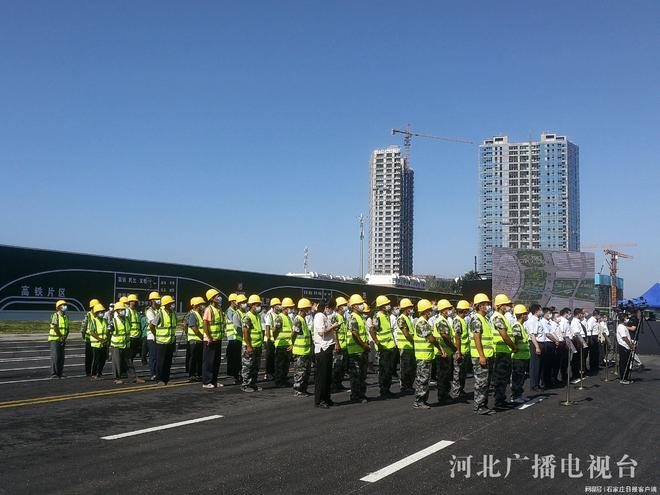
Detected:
left=207, top=305, right=225, bottom=340
left=455, top=316, right=470, bottom=354
left=274, top=312, right=292, bottom=348
left=346, top=312, right=368, bottom=355
left=336, top=312, right=347, bottom=348
left=376, top=311, right=395, bottom=350
left=397, top=314, right=414, bottom=351
left=188, top=310, right=203, bottom=342
left=231, top=309, right=244, bottom=342
left=470, top=313, right=494, bottom=358
left=292, top=314, right=311, bottom=356
left=111, top=315, right=130, bottom=349
left=512, top=322, right=531, bottom=359
left=434, top=315, right=454, bottom=357
left=84, top=311, right=94, bottom=341
left=491, top=311, right=514, bottom=353
left=414, top=316, right=434, bottom=361
left=90, top=316, right=108, bottom=348
left=242, top=311, right=263, bottom=348
left=156, top=309, right=177, bottom=344
left=48, top=312, right=69, bottom=341
left=127, top=307, right=141, bottom=338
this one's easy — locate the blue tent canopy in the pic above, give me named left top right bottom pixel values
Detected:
left=620, top=283, right=660, bottom=310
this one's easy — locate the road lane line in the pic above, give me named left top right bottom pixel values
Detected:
left=0, top=374, right=87, bottom=385
left=101, top=415, right=224, bottom=440
left=360, top=440, right=455, bottom=483
left=0, top=354, right=85, bottom=362
left=517, top=396, right=548, bottom=410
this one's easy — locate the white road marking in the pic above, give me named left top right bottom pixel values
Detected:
left=0, top=347, right=84, bottom=354
left=0, top=374, right=87, bottom=385
left=360, top=440, right=455, bottom=483
left=517, top=396, right=548, bottom=410
left=0, top=363, right=83, bottom=372
left=101, top=415, right=224, bottom=440
left=0, top=354, right=85, bottom=363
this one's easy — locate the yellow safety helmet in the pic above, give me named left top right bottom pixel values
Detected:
left=127, top=294, right=139, bottom=303
left=473, top=293, right=491, bottom=306
left=206, top=288, right=220, bottom=302
left=456, top=300, right=471, bottom=310
left=270, top=297, right=282, bottom=307
left=114, top=301, right=126, bottom=311
left=161, top=295, right=175, bottom=307
left=494, top=293, right=512, bottom=307
left=335, top=296, right=348, bottom=308
left=55, top=299, right=67, bottom=309
left=375, top=295, right=391, bottom=308
left=348, top=294, right=365, bottom=306
left=148, top=291, right=161, bottom=301
left=513, top=304, right=528, bottom=315
left=190, top=296, right=205, bottom=307
left=297, top=298, right=312, bottom=310
left=417, top=299, right=433, bottom=313
left=236, top=294, right=247, bottom=304
left=362, top=303, right=370, bottom=313
left=281, top=297, right=295, bottom=308
left=399, top=298, right=414, bottom=310
left=247, top=294, right=262, bottom=306
left=119, top=296, right=128, bottom=304
left=89, top=298, right=100, bottom=309
left=436, top=299, right=453, bottom=311
left=92, top=303, right=106, bottom=314
left=228, top=293, right=237, bottom=302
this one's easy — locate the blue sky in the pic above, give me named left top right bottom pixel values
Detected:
left=1, top=1, right=658, bottom=296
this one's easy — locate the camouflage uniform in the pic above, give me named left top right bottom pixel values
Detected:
left=272, top=313, right=291, bottom=387
left=241, top=314, right=262, bottom=389
left=450, top=317, right=468, bottom=399
left=397, top=314, right=416, bottom=391
left=491, top=314, right=512, bottom=406
left=347, top=313, right=368, bottom=401
left=413, top=317, right=434, bottom=405
left=435, top=317, right=453, bottom=401
left=291, top=316, right=311, bottom=392
left=511, top=322, right=529, bottom=399
left=470, top=316, right=493, bottom=411
left=330, top=312, right=348, bottom=389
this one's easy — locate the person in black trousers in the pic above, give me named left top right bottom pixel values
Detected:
left=314, top=300, right=341, bottom=408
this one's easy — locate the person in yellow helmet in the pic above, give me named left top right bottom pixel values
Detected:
left=511, top=304, right=531, bottom=403
left=396, top=298, right=417, bottom=394
left=372, top=295, right=397, bottom=399
left=226, top=293, right=243, bottom=384
left=145, top=291, right=162, bottom=381
left=241, top=294, right=264, bottom=392
left=202, top=289, right=225, bottom=388
left=291, top=298, right=314, bottom=397
left=272, top=297, right=294, bottom=387
left=490, top=293, right=517, bottom=409
left=48, top=300, right=69, bottom=378
left=412, top=300, right=446, bottom=409
left=470, top=293, right=496, bottom=415
left=110, top=302, right=144, bottom=384
left=153, top=295, right=177, bottom=385
left=81, top=298, right=100, bottom=376
left=186, top=296, right=205, bottom=383
left=126, top=294, right=142, bottom=364
left=346, top=294, right=371, bottom=403
left=262, top=297, right=280, bottom=382
left=89, top=303, right=109, bottom=379
left=433, top=299, right=456, bottom=403
left=449, top=300, right=472, bottom=400
left=331, top=296, right=349, bottom=392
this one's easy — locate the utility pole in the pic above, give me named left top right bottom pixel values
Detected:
left=359, top=213, right=364, bottom=279
left=303, top=246, right=309, bottom=274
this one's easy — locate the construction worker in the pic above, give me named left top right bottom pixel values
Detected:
left=371, top=295, right=397, bottom=398
left=81, top=298, right=100, bottom=376
left=449, top=300, right=471, bottom=400
left=48, top=299, right=69, bottom=378
left=272, top=297, right=293, bottom=387
left=203, top=289, right=225, bottom=388
left=145, top=291, right=161, bottom=381
left=396, top=298, right=416, bottom=394
left=241, top=294, right=264, bottom=392
left=291, top=298, right=313, bottom=397
left=126, top=294, right=142, bottom=362
left=511, top=304, right=531, bottom=403
left=89, top=303, right=109, bottom=379
left=152, top=295, right=177, bottom=385
left=110, top=301, right=144, bottom=384
left=186, top=296, right=205, bottom=383
left=412, top=299, right=445, bottom=409
left=434, top=299, right=456, bottom=403
left=490, top=293, right=518, bottom=408
left=331, top=296, right=349, bottom=392
left=227, top=294, right=245, bottom=384
left=262, top=298, right=280, bottom=381
left=471, top=293, right=496, bottom=415
left=346, top=294, right=370, bottom=403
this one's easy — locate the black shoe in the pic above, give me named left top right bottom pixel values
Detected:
left=475, top=407, right=496, bottom=415
left=413, top=402, right=431, bottom=409
left=242, top=387, right=255, bottom=393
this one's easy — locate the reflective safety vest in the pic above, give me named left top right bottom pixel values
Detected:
left=188, top=310, right=204, bottom=342
left=242, top=311, right=263, bottom=348
left=455, top=316, right=470, bottom=354
left=512, top=322, right=531, bottom=359
left=397, top=314, right=414, bottom=351
left=89, top=316, right=108, bottom=349
left=207, top=305, right=225, bottom=340
left=127, top=307, right=141, bottom=338
left=434, top=315, right=454, bottom=357
left=156, top=309, right=177, bottom=344
left=292, top=314, right=311, bottom=356
left=375, top=311, right=395, bottom=350
left=274, top=312, right=292, bottom=348
left=229, top=309, right=244, bottom=342
left=491, top=311, right=514, bottom=353
left=414, top=316, right=434, bottom=361
left=48, top=312, right=69, bottom=341
left=84, top=311, right=94, bottom=341
left=346, top=312, right=368, bottom=355
left=111, top=315, right=130, bottom=349
left=335, top=312, right=346, bottom=348
left=470, top=313, right=494, bottom=358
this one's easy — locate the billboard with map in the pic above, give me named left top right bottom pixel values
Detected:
left=492, top=247, right=595, bottom=310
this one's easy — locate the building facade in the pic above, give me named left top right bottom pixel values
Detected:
left=369, top=146, right=414, bottom=276
left=478, top=133, right=580, bottom=274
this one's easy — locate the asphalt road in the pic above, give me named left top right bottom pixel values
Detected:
left=0, top=335, right=658, bottom=494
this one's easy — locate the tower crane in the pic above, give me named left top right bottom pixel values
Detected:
left=391, top=124, right=474, bottom=164
left=582, top=243, right=637, bottom=311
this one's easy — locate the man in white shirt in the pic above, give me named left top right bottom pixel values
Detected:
left=616, top=314, right=635, bottom=384
left=556, top=308, right=572, bottom=383
left=598, top=315, right=610, bottom=367
left=585, top=309, right=601, bottom=375
left=569, top=308, right=587, bottom=379
left=313, top=300, right=341, bottom=408
left=524, top=304, right=544, bottom=391
left=145, top=292, right=161, bottom=381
